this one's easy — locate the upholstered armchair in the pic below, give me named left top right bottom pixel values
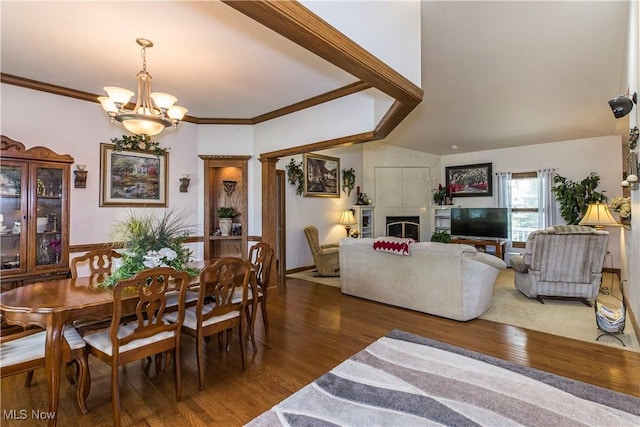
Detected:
left=304, top=226, right=340, bottom=277
left=509, top=225, right=609, bottom=306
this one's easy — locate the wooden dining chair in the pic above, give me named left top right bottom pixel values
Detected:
left=0, top=324, right=90, bottom=415
left=247, top=242, right=274, bottom=344
left=82, top=267, right=189, bottom=427
left=165, top=257, right=251, bottom=391
left=71, top=248, right=122, bottom=281
left=71, top=248, right=124, bottom=336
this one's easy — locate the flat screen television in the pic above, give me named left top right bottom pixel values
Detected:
left=450, top=207, right=508, bottom=239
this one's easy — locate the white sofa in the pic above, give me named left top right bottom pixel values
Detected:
left=339, top=238, right=507, bottom=321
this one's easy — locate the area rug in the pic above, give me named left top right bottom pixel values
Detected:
left=480, top=270, right=639, bottom=352
left=246, top=330, right=640, bottom=426
left=286, top=270, right=340, bottom=288
left=288, top=269, right=640, bottom=352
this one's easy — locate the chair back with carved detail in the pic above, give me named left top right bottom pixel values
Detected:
left=71, top=248, right=122, bottom=281
left=248, top=242, right=274, bottom=335
left=165, top=257, right=250, bottom=391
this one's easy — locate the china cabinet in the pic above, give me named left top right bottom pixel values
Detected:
left=199, top=155, right=250, bottom=259
left=352, top=206, right=374, bottom=238
left=0, top=135, right=73, bottom=291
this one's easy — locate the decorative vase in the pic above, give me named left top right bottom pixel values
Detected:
left=219, top=218, right=233, bottom=236
left=37, top=235, right=51, bottom=265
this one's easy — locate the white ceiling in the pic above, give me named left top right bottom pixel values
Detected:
left=1, top=1, right=632, bottom=155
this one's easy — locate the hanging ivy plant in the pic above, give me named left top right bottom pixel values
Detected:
left=286, top=158, right=304, bottom=196
left=111, top=134, right=168, bottom=157
left=550, top=172, right=607, bottom=225
left=342, top=168, right=356, bottom=196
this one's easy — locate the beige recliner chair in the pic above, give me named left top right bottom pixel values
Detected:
left=304, top=226, right=340, bottom=276
left=509, top=225, right=609, bottom=306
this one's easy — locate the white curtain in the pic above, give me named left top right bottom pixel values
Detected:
left=493, top=172, right=512, bottom=241
left=537, top=168, right=557, bottom=228
left=493, top=172, right=512, bottom=208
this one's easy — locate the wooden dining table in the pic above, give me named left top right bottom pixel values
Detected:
left=0, top=260, right=248, bottom=427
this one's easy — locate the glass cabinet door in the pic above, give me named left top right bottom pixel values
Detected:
left=34, top=165, right=65, bottom=268
left=0, top=161, right=27, bottom=272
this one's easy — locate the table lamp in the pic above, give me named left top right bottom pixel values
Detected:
left=578, top=202, right=620, bottom=230
left=339, top=209, right=357, bottom=236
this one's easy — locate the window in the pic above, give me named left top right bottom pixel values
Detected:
left=510, top=172, right=538, bottom=245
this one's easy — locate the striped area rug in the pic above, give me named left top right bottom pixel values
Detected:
left=246, top=330, right=640, bottom=426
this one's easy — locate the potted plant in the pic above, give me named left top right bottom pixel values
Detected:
left=286, top=159, right=304, bottom=196
left=342, top=168, right=356, bottom=196
left=430, top=230, right=451, bottom=243
left=217, top=207, right=237, bottom=236
left=550, top=172, right=607, bottom=225
left=433, top=184, right=447, bottom=205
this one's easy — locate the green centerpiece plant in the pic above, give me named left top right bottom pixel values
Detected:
left=101, top=209, right=199, bottom=288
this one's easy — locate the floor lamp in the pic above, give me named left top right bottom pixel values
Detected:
left=579, top=202, right=626, bottom=346
left=578, top=202, right=620, bottom=231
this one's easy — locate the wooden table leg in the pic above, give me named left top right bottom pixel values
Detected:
left=45, top=312, right=65, bottom=427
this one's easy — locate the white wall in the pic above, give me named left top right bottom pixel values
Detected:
left=440, top=135, right=624, bottom=268
left=623, top=0, right=639, bottom=328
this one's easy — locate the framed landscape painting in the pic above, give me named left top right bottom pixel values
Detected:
left=303, top=153, right=340, bottom=198
left=445, top=162, right=493, bottom=197
left=99, top=143, right=168, bottom=207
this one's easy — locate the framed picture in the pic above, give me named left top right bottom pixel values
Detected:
left=303, top=153, right=340, bottom=197
left=445, top=162, right=493, bottom=197
left=99, top=143, right=168, bottom=207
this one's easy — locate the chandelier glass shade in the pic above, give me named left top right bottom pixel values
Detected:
left=99, top=38, right=187, bottom=136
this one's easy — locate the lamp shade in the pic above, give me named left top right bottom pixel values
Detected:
left=339, top=209, right=357, bottom=226
left=578, top=202, right=620, bottom=230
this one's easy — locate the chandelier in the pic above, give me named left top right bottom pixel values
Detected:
left=98, top=38, right=187, bottom=136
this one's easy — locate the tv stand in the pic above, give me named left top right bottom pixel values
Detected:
left=451, top=238, right=505, bottom=260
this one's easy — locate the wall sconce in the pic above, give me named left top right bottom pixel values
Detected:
left=179, top=174, right=190, bottom=192
left=74, top=164, right=87, bottom=188
left=629, top=126, right=639, bottom=150
left=624, top=174, right=638, bottom=191
left=222, top=180, right=237, bottom=197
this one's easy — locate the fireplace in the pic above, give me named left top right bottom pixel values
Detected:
left=386, top=216, right=420, bottom=241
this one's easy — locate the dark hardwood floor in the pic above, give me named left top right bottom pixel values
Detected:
left=1, top=277, right=639, bottom=426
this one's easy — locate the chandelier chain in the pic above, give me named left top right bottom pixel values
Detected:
left=141, top=45, right=147, bottom=72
